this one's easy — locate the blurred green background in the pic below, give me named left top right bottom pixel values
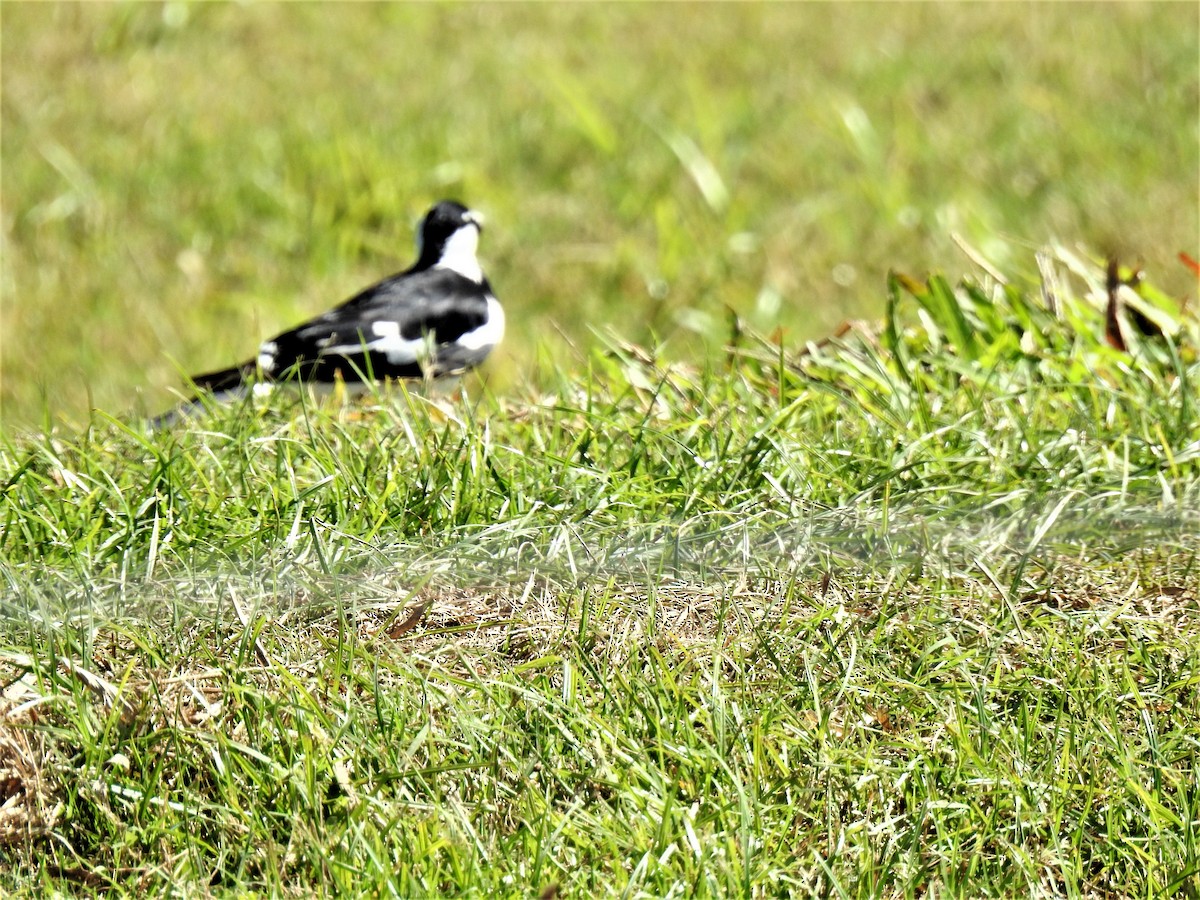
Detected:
left=2, top=2, right=1197, bottom=428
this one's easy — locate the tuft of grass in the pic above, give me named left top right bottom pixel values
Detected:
left=1, top=249, right=1198, bottom=895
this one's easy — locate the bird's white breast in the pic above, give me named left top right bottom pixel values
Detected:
left=456, top=296, right=506, bottom=351
left=434, top=226, right=484, bottom=283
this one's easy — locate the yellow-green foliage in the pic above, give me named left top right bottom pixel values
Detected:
left=3, top=3, right=1197, bottom=427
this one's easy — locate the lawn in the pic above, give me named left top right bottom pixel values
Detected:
left=2, top=3, right=1199, bottom=897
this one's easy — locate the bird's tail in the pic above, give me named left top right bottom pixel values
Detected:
left=191, top=363, right=254, bottom=395
left=149, top=363, right=255, bottom=430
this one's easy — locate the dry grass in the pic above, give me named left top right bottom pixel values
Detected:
left=0, top=693, right=60, bottom=847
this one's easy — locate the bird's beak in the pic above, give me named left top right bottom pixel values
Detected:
left=465, top=211, right=486, bottom=231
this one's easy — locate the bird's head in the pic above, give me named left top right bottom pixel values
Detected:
left=414, top=200, right=486, bottom=282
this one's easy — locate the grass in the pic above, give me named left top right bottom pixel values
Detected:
left=2, top=3, right=1199, bottom=897
left=2, top=243, right=1199, bottom=895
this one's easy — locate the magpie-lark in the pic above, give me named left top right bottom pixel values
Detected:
left=155, top=200, right=503, bottom=425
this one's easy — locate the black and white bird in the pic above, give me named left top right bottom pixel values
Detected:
left=156, top=200, right=503, bottom=425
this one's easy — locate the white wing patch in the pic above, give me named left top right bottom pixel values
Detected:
left=321, top=320, right=426, bottom=365
left=371, top=321, right=401, bottom=339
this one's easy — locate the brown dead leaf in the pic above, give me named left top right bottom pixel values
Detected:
left=869, top=706, right=896, bottom=733
left=384, top=599, right=432, bottom=640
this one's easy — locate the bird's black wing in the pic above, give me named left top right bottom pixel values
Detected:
left=263, top=268, right=495, bottom=382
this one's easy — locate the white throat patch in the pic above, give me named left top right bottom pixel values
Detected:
left=435, top=225, right=483, bottom=283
